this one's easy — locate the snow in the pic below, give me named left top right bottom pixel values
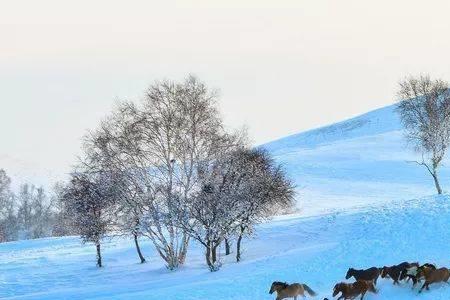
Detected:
left=2, top=104, right=450, bottom=299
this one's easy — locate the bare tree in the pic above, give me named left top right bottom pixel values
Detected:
left=51, top=182, right=77, bottom=237
left=86, top=75, right=225, bottom=270
left=16, top=184, right=53, bottom=239
left=397, top=75, right=450, bottom=194
left=232, top=148, right=295, bottom=262
left=63, top=170, right=118, bottom=267
left=177, top=146, right=295, bottom=270
left=1, top=170, right=59, bottom=242
left=0, top=169, right=17, bottom=242
left=82, top=121, right=149, bottom=264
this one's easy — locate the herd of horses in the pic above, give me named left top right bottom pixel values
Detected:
left=269, top=261, right=450, bottom=299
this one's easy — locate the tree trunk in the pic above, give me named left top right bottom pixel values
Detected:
left=432, top=169, right=443, bottom=194
left=133, top=233, right=146, bottom=263
left=225, top=238, right=231, bottom=255
left=96, top=243, right=102, bottom=267
left=236, top=234, right=243, bottom=262
left=212, top=244, right=218, bottom=263
left=205, top=242, right=213, bottom=269
left=236, top=225, right=246, bottom=262
left=178, top=234, right=189, bottom=265
left=204, top=241, right=221, bottom=271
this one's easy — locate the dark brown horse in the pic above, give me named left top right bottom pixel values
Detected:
left=345, top=267, right=380, bottom=285
left=332, top=280, right=377, bottom=300
left=380, top=262, right=418, bottom=285
left=418, top=266, right=450, bottom=293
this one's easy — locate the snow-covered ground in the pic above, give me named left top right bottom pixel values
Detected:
left=2, top=104, right=450, bottom=299
left=2, top=196, right=450, bottom=299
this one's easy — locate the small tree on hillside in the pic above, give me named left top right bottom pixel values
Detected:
left=232, top=148, right=295, bottom=262
left=63, top=171, right=118, bottom=267
left=397, top=75, right=450, bottom=194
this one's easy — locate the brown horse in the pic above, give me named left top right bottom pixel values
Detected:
left=332, top=280, right=376, bottom=300
left=345, top=267, right=380, bottom=285
left=418, top=266, right=450, bottom=293
left=400, top=263, right=436, bottom=287
left=380, top=262, right=418, bottom=285
left=269, top=281, right=317, bottom=299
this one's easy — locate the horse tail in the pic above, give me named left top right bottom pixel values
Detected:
left=302, top=284, right=317, bottom=296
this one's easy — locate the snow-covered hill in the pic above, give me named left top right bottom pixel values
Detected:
left=263, top=104, right=450, bottom=215
left=3, top=104, right=450, bottom=300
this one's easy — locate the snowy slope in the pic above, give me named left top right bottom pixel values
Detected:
left=262, top=104, right=450, bottom=215
left=2, top=196, right=450, bottom=299
left=3, top=104, right=450, bottom=300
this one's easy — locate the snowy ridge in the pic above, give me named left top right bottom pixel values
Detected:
left=262, top=104, right=450, bottom=215
left=263, top=104, right=401, bottom=153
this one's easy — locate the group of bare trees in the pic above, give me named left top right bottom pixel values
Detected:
left=0, top=170, right=59, bottom=242
left=60, top=76, right=295, bottom=271
left=397, top=74, right=450, bottom=194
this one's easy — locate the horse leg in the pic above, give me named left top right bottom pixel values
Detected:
left=411, top=277, right=417, bottom=289
left=394, top=272, right=400, bottom=285
left=419, top=282, right=427, bottom=293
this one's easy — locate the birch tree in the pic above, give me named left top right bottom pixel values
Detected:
left=92, top=75, right=225, bottom=270
left=397, top=75, right=450, bottom=194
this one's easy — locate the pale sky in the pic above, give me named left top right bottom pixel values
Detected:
left=1, top=0, right=450, bottom=188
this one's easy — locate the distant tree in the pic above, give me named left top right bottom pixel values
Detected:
left=397, top=75, right=450, bottom=194
left=0, top=169, right=17, bottom=242
left=30, top=187, right=53, bottom=238
left=16, top=184, right=53, bottom=239
left=16, top=184, right=33, bottom=239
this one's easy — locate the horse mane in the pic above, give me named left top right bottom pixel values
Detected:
left=272, top=281, right=289, bottom=288
left=333, top=282, right=345, bottom=291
